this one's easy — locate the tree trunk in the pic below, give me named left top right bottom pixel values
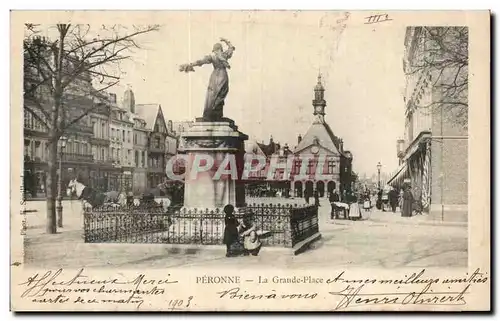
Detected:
left=45, top=28, right=65, bottom=234
left=46, top=128, right=58, bottom=234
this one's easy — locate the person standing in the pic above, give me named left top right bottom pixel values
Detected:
left=348, top=196, right=362, bottom=221
left=313, top=189, right=320, bottom=207
left=402, top=185, right=414, bottom=218
left=330, top=189, right=340, bottom=219
left=376, top=189, right=383, bottom=210
left=305, top=189, right=310, bottom=204
left=388, top=188, right=398, bottom=213
left=223, top=204, right=240, bottom=257
left=399, top=189, right=404, bottom=213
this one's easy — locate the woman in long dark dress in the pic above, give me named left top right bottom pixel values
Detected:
left=179, top=38, right=235, bottom=121
left=223, top=204, right=239, bottom=257
left=402, top=185, right=414, bottom=217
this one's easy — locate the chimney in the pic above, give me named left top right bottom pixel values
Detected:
left=298, top=134, right=302, bottom=144
left=109, top=93, right=117, bottom=103
left=339, top=139, right=344, bottom=153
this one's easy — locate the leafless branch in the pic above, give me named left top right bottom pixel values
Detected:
left=404, top=26, right=468, bottom=128
left=24, top=23, right=160, bottom=144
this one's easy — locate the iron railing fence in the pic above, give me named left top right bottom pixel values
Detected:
left=84, top=203, right=318, bottom=247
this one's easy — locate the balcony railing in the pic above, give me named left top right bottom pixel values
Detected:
left=66, top=123, right=94, bottom=134
left=62, top=153, right=94, bottom=162
left=90, top=137, right=110, bottom=146
left=24, top=155, right=45, bottom=163
left=94, top=157, right=114, bottom=165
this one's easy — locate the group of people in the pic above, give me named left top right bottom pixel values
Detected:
left=373, top=183, right=418, bottom=217
left=223, top=204, right=262, bottom=257
left=328, top=189, right=363, bottom=220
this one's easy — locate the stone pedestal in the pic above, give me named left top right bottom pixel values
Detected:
left=177, top=118, right=248, bottom=210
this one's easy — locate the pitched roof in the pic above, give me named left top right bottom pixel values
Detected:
left=135, top=104, right=161, bottom=131
left=294, top=121, right=342, bottom=155
left=245, top=140, right=266, bottom=155
left=257, top=141, right=280, bottom=157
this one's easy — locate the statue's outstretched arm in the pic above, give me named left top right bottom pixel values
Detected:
left=192, top=55, right=212, bottom=67
left=179, top=55, right=212, bottom=72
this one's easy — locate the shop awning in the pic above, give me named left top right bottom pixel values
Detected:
left=387, top=163, right=409, bottom=187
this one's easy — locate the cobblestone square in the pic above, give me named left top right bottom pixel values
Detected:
left=22, top=199, right=467, bottom=269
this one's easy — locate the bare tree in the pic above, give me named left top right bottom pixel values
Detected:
left=406, top=27, right=468, bottom=128
left=24, top=24, right=160, bottom=234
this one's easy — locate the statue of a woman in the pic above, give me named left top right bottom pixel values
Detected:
left=179, top=38, right=235, bottom=122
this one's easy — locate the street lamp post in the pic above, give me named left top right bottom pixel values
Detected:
left=56, top=136, right=68, bottom=228
left=377, top=162, right=382, bottom=190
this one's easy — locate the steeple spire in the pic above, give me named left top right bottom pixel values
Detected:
left=312, top=73, right=326, bottom=123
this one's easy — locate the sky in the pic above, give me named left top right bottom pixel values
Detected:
left=43, top=12, right=408, bottom=178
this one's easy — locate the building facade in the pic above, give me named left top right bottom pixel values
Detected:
left=23, top=60, right=96, bottom=198
left=243, top=76, right=355, bottom=200
left=122, top=88, right=148, bottom=194
left=291, top=75, right=354, bottom=199
left=387, top=27, right=468, bottom=222
left=244, top=137, right=290, bottom=196
left=23, top=103, right=51, bottom=198
left=164, top=120, right=178, bottom=173
left=135, top=103, right=175, bottom=188
left=109, top=95, right=135, bottom=192
left=89, top=98, right=114, bottom=192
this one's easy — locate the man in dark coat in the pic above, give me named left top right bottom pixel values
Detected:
left=329, top=190, right=340, bottom=219
left=376, top=189, right=383, bottom=210
left=388, top=188, right=399, bottom=213
left=313, top=189, right=320, bottom=207
left=402, top=185, right=414, bottom=217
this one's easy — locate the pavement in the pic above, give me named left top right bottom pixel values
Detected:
left=19, top=199, right=468, bottom=269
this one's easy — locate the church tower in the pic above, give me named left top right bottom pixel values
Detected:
left=312, top=74, right=326, bottom=124
left=123, top=87, right=136, bottom=113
